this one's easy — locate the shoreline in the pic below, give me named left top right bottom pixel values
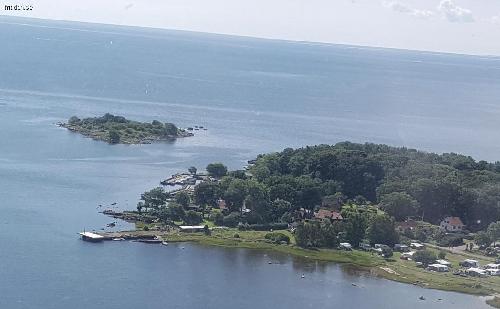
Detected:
left=92, top=229, right=500, bottom=299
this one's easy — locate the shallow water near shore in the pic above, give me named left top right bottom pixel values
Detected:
left=1, top=16, right=499, bottom=308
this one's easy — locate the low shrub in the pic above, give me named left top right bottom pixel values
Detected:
left=264, top=232, right=290, bottom=244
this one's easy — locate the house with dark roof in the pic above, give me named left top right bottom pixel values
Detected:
left=440, top=216, right=465, bottom=232
left=395, top=219, right=417, bottom=233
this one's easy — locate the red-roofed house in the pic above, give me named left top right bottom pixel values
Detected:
left=440, top=216, right=465, bottom=232
left=314, top=209, right=343, bottom=221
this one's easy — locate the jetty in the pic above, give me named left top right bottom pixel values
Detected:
left=79, top=232, right=105, bottom=242
left=80, top=230, right=163, bottom=241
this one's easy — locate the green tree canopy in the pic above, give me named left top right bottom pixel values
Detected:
left=366, top=214, right=399, bottom=246
left=207, top=163, right=228, bottom=178
left=413, top=249, right=437, bottom=266
left=108, top=130, right=121, bottom=144
left=474, top=231, right=492, bottom=247
left=140, top=187, right=169, bottom=210
left=487, top=221, right=500, bottom=245
left=175, top=191, right=191, bottom=208
left=188, top=166, right=197, bottom=174
left=194, top=181, right=221, bottom=206
left=379, top=192, right=419, bottom=221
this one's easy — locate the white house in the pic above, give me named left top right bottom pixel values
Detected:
left=439, top=216, right=465, bottom=232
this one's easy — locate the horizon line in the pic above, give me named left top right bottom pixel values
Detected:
left=1, top=15, right=500, bottom=59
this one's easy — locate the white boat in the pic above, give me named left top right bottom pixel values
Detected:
left=162, top=241, right=168, bottom=246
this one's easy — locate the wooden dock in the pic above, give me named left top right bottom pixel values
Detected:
left=80, top=230, right=163, bottom=241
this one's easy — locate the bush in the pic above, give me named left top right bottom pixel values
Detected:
left=381, top=246, right=393, bottom=258
left=223, top=212, right=241, bottom=227
left=209, top=211, right=224, bottom=226
left=184, top=210, right=203, bottom=225
left=438, top=250, right=446, bottom=259
left=413, top=249, right=437, bottom=266
left=265, top=232, right=290, bottom=244
left=436, top=234, right=464, bottom=247
left=233, top=233, right=240, bottom=238
left=109, top=130, right=121, bottom=144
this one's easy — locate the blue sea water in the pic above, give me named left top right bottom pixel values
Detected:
left=0, top=16, right=498, bottom=308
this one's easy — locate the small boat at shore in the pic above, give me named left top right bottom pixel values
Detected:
left=162, top=241, right=168, bottom=246
left=112, top=238, right=125, bottom=241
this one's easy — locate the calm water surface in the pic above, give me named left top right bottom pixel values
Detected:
left=0, top=16, right=498, bottom=308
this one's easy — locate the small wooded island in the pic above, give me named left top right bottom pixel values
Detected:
left=59, top=113, right=193, bottom=144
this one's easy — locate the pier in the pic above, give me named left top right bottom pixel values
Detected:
left=79, top=232, right=105, bottom=242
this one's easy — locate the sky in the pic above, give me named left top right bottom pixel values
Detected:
left=1, top=0, right=500, bottom=55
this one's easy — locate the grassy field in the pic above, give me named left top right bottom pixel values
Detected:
left=379, top=250, right=500, bottom=295
left=156, top=228, right=500, bottom=296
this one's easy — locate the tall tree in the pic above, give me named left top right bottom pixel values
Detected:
left=206, top=163, right=228, bottom=178
left=366, top=214, right=399, bottom=246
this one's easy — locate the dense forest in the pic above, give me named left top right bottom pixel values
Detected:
left=247, top=142, right=500, bottom=231
left=137, top=142, right=500, bottom=248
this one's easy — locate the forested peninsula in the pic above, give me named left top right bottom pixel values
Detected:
left=96, top=142, right=500, bottom=297
left=59, top=113, right=193, bottom=144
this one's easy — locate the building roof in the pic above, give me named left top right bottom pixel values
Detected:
left=396, top=220, right=417, bottom=230
left=179, top=225, right=205, bottom=230
left=441, top=216, right=464, bottom=226
left=315, top=209, right=343, bottom=220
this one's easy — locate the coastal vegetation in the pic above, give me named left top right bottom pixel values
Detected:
left=99, top=141, right=500, bottom=297
left=60, top=113, right=193, bottom=144
left=129, top=142, right=500, bottom=253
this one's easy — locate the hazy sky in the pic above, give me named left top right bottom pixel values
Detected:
left=2, top=0, right=500, bottom=55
